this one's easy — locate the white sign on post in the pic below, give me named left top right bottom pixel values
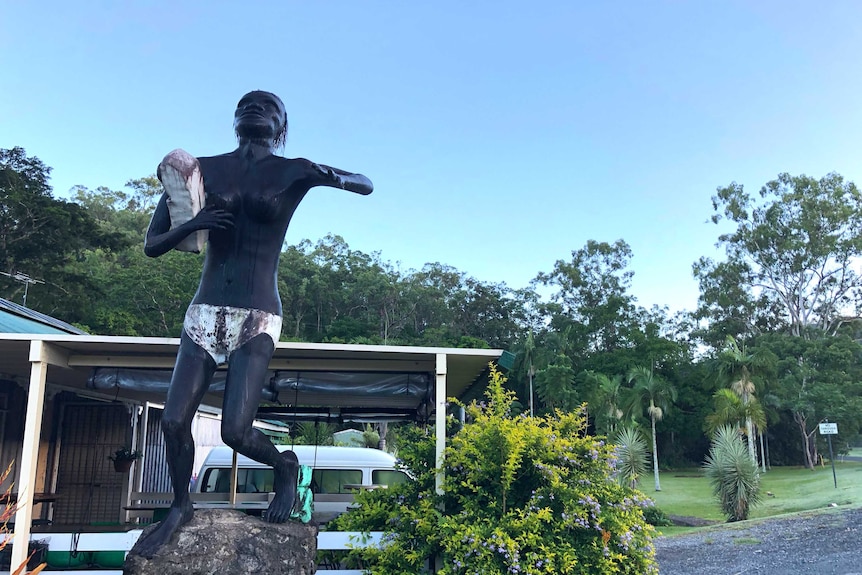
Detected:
left=819, top=422, right=838, bottom=435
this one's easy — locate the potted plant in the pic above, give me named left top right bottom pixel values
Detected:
left=108, top=447, right=141, bottom=473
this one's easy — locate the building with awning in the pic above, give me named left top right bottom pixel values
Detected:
left=0, top=331, right=501, bottom=571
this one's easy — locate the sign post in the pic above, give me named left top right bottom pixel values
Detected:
left=818, top=420, right=838, bottom=488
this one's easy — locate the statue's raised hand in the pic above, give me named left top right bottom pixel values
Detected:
left=190, top=205, right=234, bottom=231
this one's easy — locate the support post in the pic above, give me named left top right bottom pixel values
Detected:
left=229, top=450, right=239, bottom=505
left=11, top=341, right=51, bottom=570
left=435, top=353, right=447, bottom=495
left=135, top=403, right=152, bottom=493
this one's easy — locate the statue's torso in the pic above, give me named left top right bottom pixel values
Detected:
left=192, top=153, right=311, bottom=313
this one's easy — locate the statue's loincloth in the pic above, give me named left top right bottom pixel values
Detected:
left=183, top=304, right=282, bottom=365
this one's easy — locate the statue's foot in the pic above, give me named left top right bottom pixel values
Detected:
left=264, top=451, right=298, bottom=523
left=132, top=500, right=194, bottom=559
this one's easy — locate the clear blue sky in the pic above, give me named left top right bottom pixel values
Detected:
left=3, top=1, right=861, bottom=313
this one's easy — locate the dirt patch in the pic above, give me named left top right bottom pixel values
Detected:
left=656, top=506, right=862, bottom=574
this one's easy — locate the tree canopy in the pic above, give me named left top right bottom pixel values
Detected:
left=697, top=172, right=862, bottom=339
left=3, top=148, right=860, bottom=469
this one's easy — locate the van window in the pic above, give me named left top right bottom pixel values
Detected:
left=200, top=468, right=275, bottom=493
left=312, top=469, right=362, bottom=494
left=201, top=467, right=366, bottom=495
left=372, top=469, right=410, bottom=487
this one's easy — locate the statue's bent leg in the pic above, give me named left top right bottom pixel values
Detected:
left=133, top=334, right=216, bottom=558
left=222, top=334, right=298, bottom=523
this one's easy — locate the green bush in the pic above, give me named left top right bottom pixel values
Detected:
left=331, top=366, right=657, bottom=574
left=704, top=425, right=761, bottom=522
left=640, top=505, right=673, bottom=527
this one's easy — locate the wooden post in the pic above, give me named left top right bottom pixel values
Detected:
left=435, top=353, right=447, bottom=495
left=11, top=341, right=51, bottom=570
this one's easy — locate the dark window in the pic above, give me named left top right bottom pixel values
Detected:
left=201, top=467, right=366, bottom=495
left=311, top=469, right=362, bottom=494
left=372, top=469, right=410, bottom=487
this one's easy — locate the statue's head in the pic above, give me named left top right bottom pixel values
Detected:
left=233, top=90, right=288, bottom=148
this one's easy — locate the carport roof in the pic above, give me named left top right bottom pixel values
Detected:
left=0, top=333, right=503, bottom=410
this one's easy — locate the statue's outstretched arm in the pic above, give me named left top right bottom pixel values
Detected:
left=305, top=160, right=373, bottom=196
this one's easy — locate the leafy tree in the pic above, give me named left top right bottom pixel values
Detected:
left=0, top=147, right=112, bottom=312
left=694, top=172, right=862, bottom=469
left=533, top=354, right=579, bottom=412
left=274, top=237, right=523, bottom=347
left=531, top=241, right=688, bottom=420
left=113, top=249, right=202, bottom=335
left=332, top=367, right=658, bottom=574
left=692, top=258, right=766, bottom=347
left=704, top=425, right=761, bottom=522
left=71, top=178, right=158, bottom=248
left=60, top=177, right=203, bottom=335
left=408, top=262, right=467, bottom=341
left=758, top=333, right=862, bottom=468
left=652, top=358, right=715, bottom=467
left=627, top=367, right=676, bottom=491
left=536, top=239, right=637, bottom=355
left=704, top=172, right=862, bottom=338
left=277, top=239, right=320, bottom=340
left=454, top=277, right=521, bottom=349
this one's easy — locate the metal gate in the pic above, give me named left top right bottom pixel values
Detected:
left=52, top=402, right=130, bottom=525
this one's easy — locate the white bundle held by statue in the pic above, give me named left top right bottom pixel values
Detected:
left=158, top=149, right=207, bottom=253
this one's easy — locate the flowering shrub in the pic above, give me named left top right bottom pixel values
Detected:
left=331, top=366, right=657, bottom=574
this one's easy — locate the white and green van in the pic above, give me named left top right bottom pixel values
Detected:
left=193, top=445, right=409, bottom=522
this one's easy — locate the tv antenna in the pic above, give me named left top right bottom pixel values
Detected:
left=0, top=271, right=44, bottom=308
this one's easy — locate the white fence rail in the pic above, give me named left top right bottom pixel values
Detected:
left=2, top=529, right=382, bottom=574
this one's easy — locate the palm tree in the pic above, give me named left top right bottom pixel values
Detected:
left=704, top=388, right=767, bottom=439
left=524, top=330, right=536, bottom=417
left=587, top=371, right=627, bottom=436
left=715, top=336, right=771, bottom=466
left=627, top=366, right=676, bottom=491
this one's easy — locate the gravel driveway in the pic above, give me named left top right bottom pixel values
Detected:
left=655, top=506, right=862, bottom=574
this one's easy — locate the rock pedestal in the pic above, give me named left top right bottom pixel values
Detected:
left=124, top=510, right=317, bottom=575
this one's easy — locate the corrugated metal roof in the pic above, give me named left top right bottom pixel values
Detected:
left=0, top=297, right=87, bottom=334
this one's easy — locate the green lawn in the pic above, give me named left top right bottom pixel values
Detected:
left=645, top=461, right=862, bottom=536
left=846, top=446, right=862, bottom=459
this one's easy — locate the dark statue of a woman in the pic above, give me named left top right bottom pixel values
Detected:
left=134, top=90, right=372, bottom=557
